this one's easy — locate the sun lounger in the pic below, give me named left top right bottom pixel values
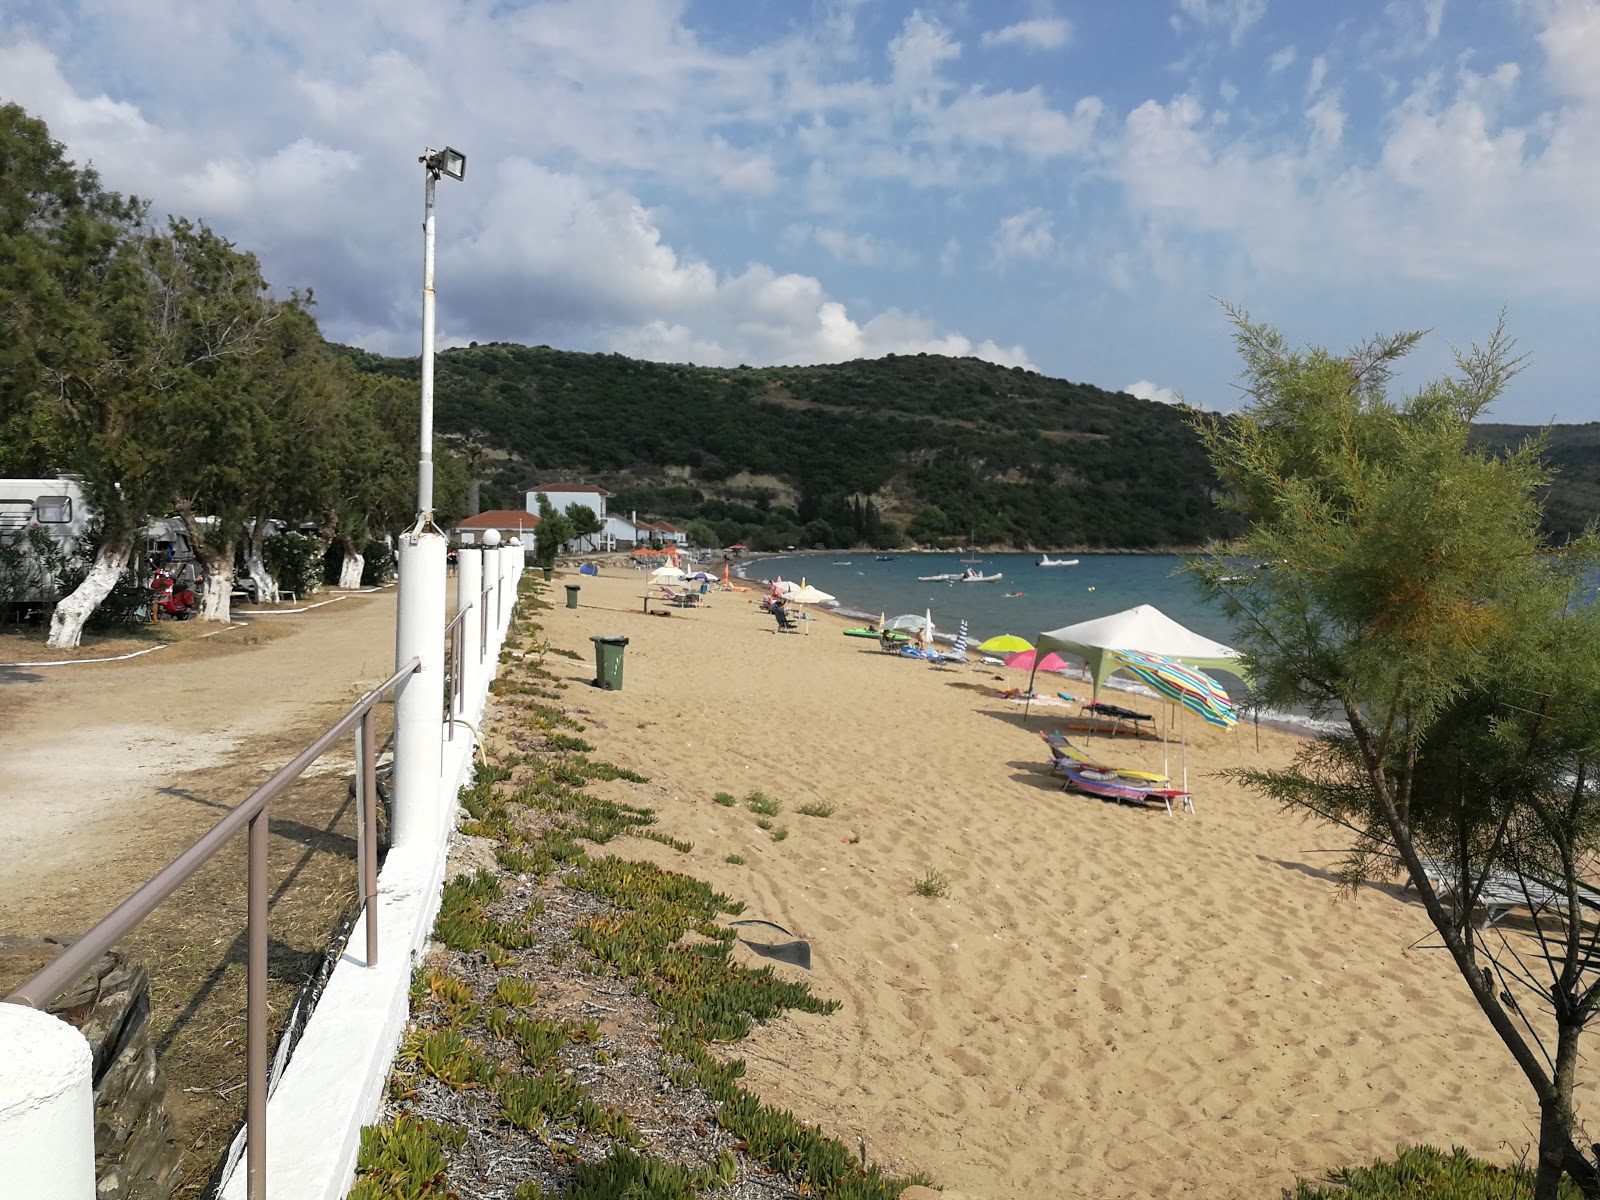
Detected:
left=772, top=607, right=800, bottom=633
left=1411, top=858, right=1600, bottom=928
left=1038, top=731, right=1169, bottom=784
left=1057, top=762, right=1193, bottom=815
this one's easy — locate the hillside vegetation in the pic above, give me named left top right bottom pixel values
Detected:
left=340, top=343, right=1599, bottom=550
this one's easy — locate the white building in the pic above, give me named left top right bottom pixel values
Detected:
left=526, top=485, right=613, bottom=552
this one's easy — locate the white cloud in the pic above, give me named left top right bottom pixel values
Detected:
left=1306, top=54, right=1329, bottom=97
left=1124, top=380, right=1180, bottom=404
left=887, top=11, right=961, bottom=91
left=1267, top=45, right=1297, bottom=73
left=989, top=208, right=1056, bottom=265
left=1539, top=0, right=1600, bottom=100
left=980, top=18, right=1073, bottom=52
left=782, top=223, right=912, bottom=267
left=1174, top=0, right=1269, bottom=46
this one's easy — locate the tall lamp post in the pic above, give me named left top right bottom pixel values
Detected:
left=393, top=145, right=466, bottom=850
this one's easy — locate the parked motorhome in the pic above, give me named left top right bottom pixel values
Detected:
left=0, top=477, right=94, bottom=609
left=1, top=478, right=203, bottom=614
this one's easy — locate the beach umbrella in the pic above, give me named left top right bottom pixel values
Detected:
left=769, top=578, right=800, bottom=595
left=1106, top=648, right=1237, bottom=729
left=1104, top=647, right=1239, bottom=798
left=920, top=608, right=935, bottom=648
left=687, top=571, right=716, bottom=581
left=728, top=542, right=748, bottom=550
left=882, top=613, right=929, bottom=633
left=976, top=634, right=1034, bottom=654
left=650, top=565, right=684, bottom=582
left=1003, top=649, right=1070, bottom=673
left=787, top=584, right=834, bottom=604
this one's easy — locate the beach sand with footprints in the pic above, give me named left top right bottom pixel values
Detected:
left=532, top=566, right=1560, bottom=1197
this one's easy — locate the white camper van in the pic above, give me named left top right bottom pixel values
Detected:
left=0, top=476, right=94, bottom=609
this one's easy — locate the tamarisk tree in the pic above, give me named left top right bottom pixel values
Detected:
left=1191, top=307, right=1600, bottom=1198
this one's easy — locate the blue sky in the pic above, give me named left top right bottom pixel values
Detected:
left=3, top=0, right=1597, bottom=422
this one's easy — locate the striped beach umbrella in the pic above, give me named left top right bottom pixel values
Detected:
left=1107, top=647, right=1237, bottom=729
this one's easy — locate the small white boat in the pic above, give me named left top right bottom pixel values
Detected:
left=1036, top=555, right=1079, bottom=567
left=959, top=569, right=1003, bottom=583
left=918, top=572, right=963, bottom=582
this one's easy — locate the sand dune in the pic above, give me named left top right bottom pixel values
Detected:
left=537, top=568, right=1557, bottom=1197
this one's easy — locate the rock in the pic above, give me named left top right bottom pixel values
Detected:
left=841, top=831, right=861, bottom=844
left=445, top=831, right=500, bottom=877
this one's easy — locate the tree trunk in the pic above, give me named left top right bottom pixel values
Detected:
left=243, top=526, right=278, bottom=605
left=198, top=540, right=235, bottom=622
left=1534, top=1021, right=1600, bottom=1199
left=47, top=536, right=134, bottom=649
left=339, top=543, right=364, bottom=589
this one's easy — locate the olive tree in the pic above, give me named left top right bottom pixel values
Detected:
left=1191, top=307, right=1600, bottom=1198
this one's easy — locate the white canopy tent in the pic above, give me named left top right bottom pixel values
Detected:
left=1035, top=604, right=1244, bottom=698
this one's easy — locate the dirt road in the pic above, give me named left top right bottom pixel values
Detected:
left=0, top=592, right=399, bottom=932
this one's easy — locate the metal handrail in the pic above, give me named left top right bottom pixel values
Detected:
left=4, top=655, right=421, bottom=1200
left=443, top=602, right=472, bottom=737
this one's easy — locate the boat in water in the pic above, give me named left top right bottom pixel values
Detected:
left=918, top=572, right=963, bottom=582
left=875, top=555, right=898, bottom=561
left=1036, top=555, right=1080, bottom=567
left=959, top=568, right=1003, bottom=583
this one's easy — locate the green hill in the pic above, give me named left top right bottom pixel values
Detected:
left=1471, top=423, right=1600, bottom=543
left=338, top=343, right=1598, bottom=550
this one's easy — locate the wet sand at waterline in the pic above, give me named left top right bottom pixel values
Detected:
left=538, top=568, right=1567, bottom=1197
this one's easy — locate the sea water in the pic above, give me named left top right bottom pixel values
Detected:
left=735, top=552, right=1234, bottom=647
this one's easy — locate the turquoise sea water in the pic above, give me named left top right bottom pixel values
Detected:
left=734, top=552, right=1237, bottom=650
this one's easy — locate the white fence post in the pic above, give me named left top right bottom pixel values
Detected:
left=481, top=543, right=502, bottom=649
left=392, top=529, right=447, bottom=848
left=0, top=1005, right=96, bottom=1199
left=456, top=547, right=482, bottom=714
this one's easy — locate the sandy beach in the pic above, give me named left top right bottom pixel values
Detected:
left=531, top=566, right=1558, bottom=1197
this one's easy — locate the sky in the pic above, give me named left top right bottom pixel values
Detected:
left=2, top=0, right=1597, bottom=423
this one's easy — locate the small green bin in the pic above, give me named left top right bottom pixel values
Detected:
left=565, top=584, right=580, bottom=609
left=590, top=635, right=629, bottom=690
left=542, top=566, right=554, bottom=582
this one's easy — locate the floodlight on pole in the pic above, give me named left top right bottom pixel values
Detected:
left=391, top=144, right=465, bottom=853
left=415, top=145, right=466, bottom=524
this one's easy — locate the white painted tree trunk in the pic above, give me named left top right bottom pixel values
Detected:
left=244, top=546, right=278, bottom=605
left=46, top=537, right=134, bottom=649
left=338, top=548, right=364, bottom=589
left=199, top=554, right=235, bottom=622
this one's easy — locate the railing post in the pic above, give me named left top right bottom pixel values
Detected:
left=457, top=547, right=481, bottom=714
left=246, top=811, right=268, bottom=1200
left=0, top=1006, right=96, bottom=1199
left=392, top=530, right=447, bottom=848
left=360, top=708, right=378, bottom=967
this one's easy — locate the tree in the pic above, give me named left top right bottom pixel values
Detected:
left=906, top=504, right=948, bottom=544
left=1191, top=307, right=1600, bottom=1198
left=533, top=495, right=573, bottom=569
left=0, top=104, right=169, bottom=646
left=564, top=502, right=603, bottom=552
left=684, top=519, right=718, bottom=549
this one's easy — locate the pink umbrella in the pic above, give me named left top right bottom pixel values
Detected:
left=1004, top=649, right=1071, bottom=673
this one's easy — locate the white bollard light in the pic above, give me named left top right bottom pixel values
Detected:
left=392, top=528, right=447, bottom=848
left=0, top=1005, right=96, bottom=1199
left=456, top=547, right=482, bottom=716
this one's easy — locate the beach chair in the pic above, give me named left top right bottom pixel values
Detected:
left=773, top=606, right=800, bottom=633
left=1038, top=731, right=1169, bottom=785
left=1410, top=858, right=1600, bottom=929
left=1057, top=762, right=1193, bottom=815
left=1081, top=700, right=1155, bottom=738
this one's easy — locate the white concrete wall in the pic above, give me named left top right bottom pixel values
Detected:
left=216, top=551, right=521, bottom=1200
left=0, top=1006, right=96, bottom=1200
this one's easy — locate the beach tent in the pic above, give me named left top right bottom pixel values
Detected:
left=1035, top=604, right=1243, bottom=698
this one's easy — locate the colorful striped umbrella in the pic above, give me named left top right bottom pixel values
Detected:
left=1107, top=647, right=1237, bottom=729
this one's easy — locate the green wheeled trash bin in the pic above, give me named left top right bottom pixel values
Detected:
left=542, top=566, right=554, bottom=582
left=590, top=635, right=629, bottom=690
left=565, top=584, right=580, bottom=609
